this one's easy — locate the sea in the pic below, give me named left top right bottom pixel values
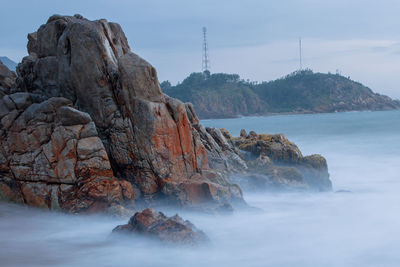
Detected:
left=1, top=110, right=400, bottom=267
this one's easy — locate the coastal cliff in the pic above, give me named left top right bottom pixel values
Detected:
left=0, top=15, right=332, bottom=213
left=0, top=15, right=242, bottom=212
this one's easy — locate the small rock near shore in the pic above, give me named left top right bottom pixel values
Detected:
left=112, top=208, right=209, bottom=245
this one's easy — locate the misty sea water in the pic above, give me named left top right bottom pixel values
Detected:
left=1, top=110, right=400, bottom=267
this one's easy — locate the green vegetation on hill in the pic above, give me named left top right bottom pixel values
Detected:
left=162, top=69, right=400, bottom=119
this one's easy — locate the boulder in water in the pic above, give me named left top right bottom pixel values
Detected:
left=112, top=208, right=209, bottom=245
left=197, top=128, right=332, bottom=191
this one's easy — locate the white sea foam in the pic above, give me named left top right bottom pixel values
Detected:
left=1, top=110, right=400, bottom=267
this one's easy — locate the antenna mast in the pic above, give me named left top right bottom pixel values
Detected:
left=202, top=27, right=210, bottom=72
left=299, top=37, right=302, bottom=70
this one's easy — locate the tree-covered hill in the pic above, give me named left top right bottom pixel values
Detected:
left=162, top=70, right=400, bottom=119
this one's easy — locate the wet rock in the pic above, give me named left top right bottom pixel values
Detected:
left=112, top=208, right=209, bottom=245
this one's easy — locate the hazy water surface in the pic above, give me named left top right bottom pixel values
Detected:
left=1, top=110, right=400, bottom=267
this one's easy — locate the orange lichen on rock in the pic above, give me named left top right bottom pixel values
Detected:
left=0, top=15, right=241, bottom=213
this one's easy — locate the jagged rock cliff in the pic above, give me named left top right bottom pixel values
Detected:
left=0, top=15, right=332, bottom=213
left=0, top=15, right=242, bottom=212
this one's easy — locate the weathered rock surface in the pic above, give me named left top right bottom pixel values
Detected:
left=112, top=208, right=208, bottom=245
left=0, top=15, right=242, bottom=212
left=0, top=60, right=16, bottom=97
left=0, top=94, right=134, bottom=212
left=197, top=126, right=332, bottom=191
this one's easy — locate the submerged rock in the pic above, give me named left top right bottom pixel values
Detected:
left=112, top=208, right=208, bottom=245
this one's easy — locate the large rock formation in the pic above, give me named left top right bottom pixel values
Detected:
left=0, top=15, right=333, bottom=213
left=112, top=208, right=208, bottom=245
left=0, top=94, right=134, bottom=212
left=195, top=126, right=332, bottom=191
left=0, top=15, right=242, bottom=212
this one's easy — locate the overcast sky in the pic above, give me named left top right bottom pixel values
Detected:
left=1, top=0, right=400, bottom=98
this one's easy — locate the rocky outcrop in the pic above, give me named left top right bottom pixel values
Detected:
left=233, top=131, right=331, bottom=191
left=0, top=15, right=334, bottom=213
left=112, top=208, right=208, bottom=245
left=0, top=15, right=242, bottom=212
left=0, top=94, right=134, bottom=212
left=182, top=99, right=331, bottom=190
left=195, top=125, right=332, bottom=191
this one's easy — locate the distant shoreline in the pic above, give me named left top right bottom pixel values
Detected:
left=164, top=70, right=400, bottom=121
left=198, top=107, right=400, bottom=120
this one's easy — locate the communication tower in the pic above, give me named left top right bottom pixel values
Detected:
left=202, top=27, right=210, bottom=72
left=299, top=37, right=302, bottom=70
